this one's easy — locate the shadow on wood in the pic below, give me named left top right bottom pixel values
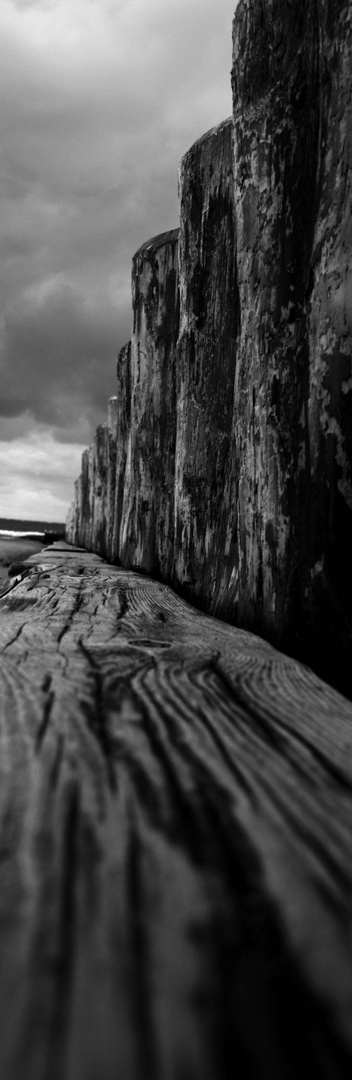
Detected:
left=0, top=543, right=352, bottom=1079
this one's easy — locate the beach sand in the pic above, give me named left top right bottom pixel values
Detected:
left=0, top=538, right=44, bottom=584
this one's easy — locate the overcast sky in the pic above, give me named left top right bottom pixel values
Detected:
left=1, top=0, right=238, bottom=522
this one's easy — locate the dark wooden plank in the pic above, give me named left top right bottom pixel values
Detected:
left=0, top=543, right=352, bottom=1079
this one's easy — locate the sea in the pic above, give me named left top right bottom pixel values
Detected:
left=0, top=517, right=65, bottom=541
left=0, top=529, right=45, bottom=540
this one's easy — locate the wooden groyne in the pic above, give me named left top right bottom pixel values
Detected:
left=0, top=542, right=352, bottom=1078
left=67, top=0, right=352, bottom=690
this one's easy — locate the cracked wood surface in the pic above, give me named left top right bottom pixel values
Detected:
left=0, top=543, right=352, bottom=1080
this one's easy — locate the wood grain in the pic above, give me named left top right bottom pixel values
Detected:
left=0, top=543, right=352, bottom=1080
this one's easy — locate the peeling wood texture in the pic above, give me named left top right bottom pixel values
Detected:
left=1, top=542, right=352, bottom=1079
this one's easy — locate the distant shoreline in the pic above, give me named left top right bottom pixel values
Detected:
left=0, top=516, right=65, bottom=533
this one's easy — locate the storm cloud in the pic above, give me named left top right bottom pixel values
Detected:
left=0, top=0, right=238, bottom=519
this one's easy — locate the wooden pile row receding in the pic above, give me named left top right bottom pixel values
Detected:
left=66, top=0, right=352, bottom=693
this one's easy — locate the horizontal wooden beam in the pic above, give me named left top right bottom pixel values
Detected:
left=0, top=543, right=352, bottom=1079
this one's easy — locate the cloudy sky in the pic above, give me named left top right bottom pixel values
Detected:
left=1, top=0, right=238, bottom=522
